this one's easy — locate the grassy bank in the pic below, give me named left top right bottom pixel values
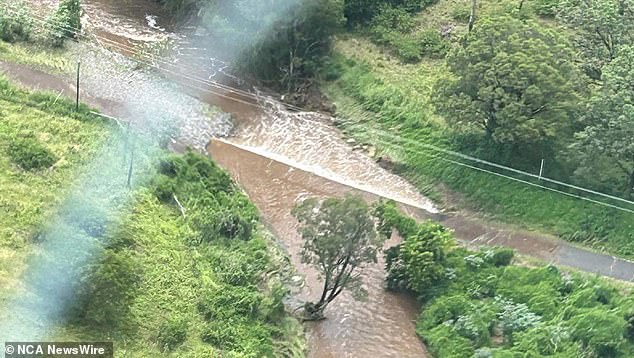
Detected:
left=0, top=76, right=304, bottom=355
left=379, top=202, right=634, bottom=357
left=322, top=6, right=634, bottom=259
left=0, top=75, right=109, bottom=297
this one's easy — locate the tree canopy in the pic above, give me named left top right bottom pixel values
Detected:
left=434, top=16, right=585, bottom=159
left=571, top=46, right=634, bottom=197
left=292, top=195, right=383, bottom=319
left=558, top=0, right=634, bottom=79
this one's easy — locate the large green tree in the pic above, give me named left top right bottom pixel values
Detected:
left=558, top=0, right=634, bottom=80
left=292, top=195, right=384, bottom=320
left=434, top=16, right=584, bottom=157
left=571, top=46, right=634, bottom=198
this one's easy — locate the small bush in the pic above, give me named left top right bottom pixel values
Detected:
left=535, top=0, right=560, bottom=17
left=417, top=29, right=449, bottom=59
left=7, top=137, right=57, bottom=170
left=0, top=1, right=33, bottom=43
left=450, top=5, right=472, bottom=22
left=47, top=0, right=82, bottom=47
left=157, top=318, right=188, bottom=351
left=483, top=247, right=514, bottom=267
left=200, top=319, right=275, bottom=356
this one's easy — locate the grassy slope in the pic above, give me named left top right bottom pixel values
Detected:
left=0, top=71, right=304, bottom=356
left=323, top=0, right=634, bottom=259
left=0, top=77, right=107, bottom=298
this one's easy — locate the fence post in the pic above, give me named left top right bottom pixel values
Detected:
left=75, top=60, right=81, bottom=111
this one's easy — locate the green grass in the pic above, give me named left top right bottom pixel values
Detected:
left=0, top=76, right=305, bottom=355
left=323, top=0, right=634, bottom=259
left=0, top=41, right=72, bottom=73
left=0, top=76, right=109, bottom=296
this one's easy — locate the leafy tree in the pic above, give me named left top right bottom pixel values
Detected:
left=196, top=0, right=343, bottom=93
left=558, top=0, right=634, bottom=79
left=571, top=46, right=634, bottom=198
left=48, top=0, right=82, bottom=47
left=434, top=16, right=584, bottom=158
left=292, top=195, right=383, bottom=320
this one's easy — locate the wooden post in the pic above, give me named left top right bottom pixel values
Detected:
left=127, top=138, right=135, bottom=188
left=75, top=60, right=81, bottom=111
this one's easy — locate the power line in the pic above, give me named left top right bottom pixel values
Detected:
left=12, top=7, right=634, bottom=213
left=371, top=136, right=634, bottom=214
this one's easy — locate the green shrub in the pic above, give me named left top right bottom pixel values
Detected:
left=417, top=29, right=449, bottom=59
left=568, top=308, right=627, bottom=356
left=200, top=318, right=275, bottom=356
left=385, top=222, right=453, bottom=293
left=197, top=284, right=263, bottom=321
left=534, top=0, right=560, bottom=17
left=370, top=4, right=416, bottom=35
left=72, top=249, right=141, bottom=332
left=0, top=1, right=33, bottom=43
left=450, top=4, right=472, bottom=22
left=496, top=297, right=541, bottom=343
left=47, top=0, right=82, bottom=47
left=424, top=323, right=476, bottom=357
left=395, top=36, right=424, bottom=63
left=483, top=247, right=514, bottom=267
left=7, top=137, right=57, bottom=170
left=513, top=324, right=580, bottom=356
left=344, top=0, right=427, bottom=26
left=418, top=294, right=473, bottom=330
left=157, top=318, right=188, bottom=351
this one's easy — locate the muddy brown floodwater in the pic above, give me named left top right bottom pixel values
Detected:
left=208, top=140, right=429, bottom=358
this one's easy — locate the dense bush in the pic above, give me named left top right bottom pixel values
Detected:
left=47, top=0, right=82, bottom=47
left=417, top=29, right=449, bottom=59
left=535, top=0, right=561, bottom=16
left=381, top=206, right=634, bottom=357
left=153, top=152, right=260, bottom=243
left=0, top=1, right=32, bottom=43
left=344, top=0, right=431, bottom=26
left=7, top=137, right=57, bottom=170
left=157, top=318, right=188, bottom=351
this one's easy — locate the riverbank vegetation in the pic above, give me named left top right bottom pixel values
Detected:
left=320, top=0, right=634, bottom=259
left=0, top=77, right=304, bottom=356
left=0, top=0, right=81, bottom=48
left=151, top=0, right=634, bottom=258
left=378, top=201, right=634, bottom=357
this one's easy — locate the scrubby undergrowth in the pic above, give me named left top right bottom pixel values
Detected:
left=378, top=201, right=634, bottom=357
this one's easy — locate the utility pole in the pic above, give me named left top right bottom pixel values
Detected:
left=538, top=159, right=545, bottom=180
left=75, top=60, right=81, bottom=111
